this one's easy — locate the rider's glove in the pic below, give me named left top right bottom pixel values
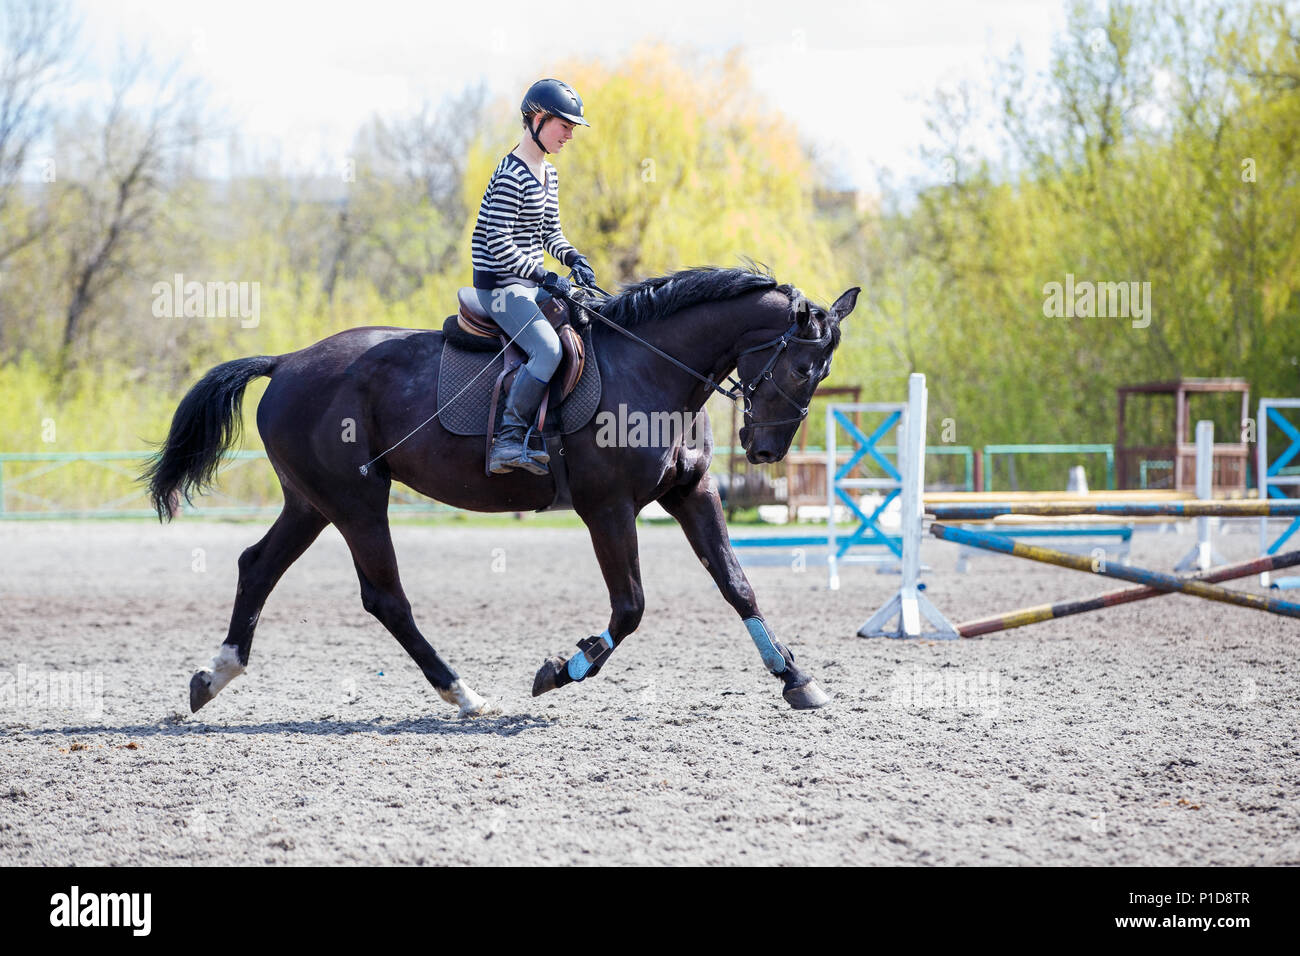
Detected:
left=541, top=271, right=572, bottom=297
left=570, top=254, right=597, bottom=288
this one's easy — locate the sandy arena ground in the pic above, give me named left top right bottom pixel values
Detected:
left=1, top=516, right=1298, bottom=865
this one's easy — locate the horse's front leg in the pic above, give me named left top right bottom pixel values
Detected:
left=658, top=473, right=830, bottom=710
left=532, top=502, right=643, bottom=696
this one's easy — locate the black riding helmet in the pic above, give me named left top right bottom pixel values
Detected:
left=520, top=78, right=589, bottom=154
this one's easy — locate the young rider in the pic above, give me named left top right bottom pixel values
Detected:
left=469, top=78, right=598, bottom=475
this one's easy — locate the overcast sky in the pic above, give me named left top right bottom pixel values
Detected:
left=72, top=0, right=1069, bottom=190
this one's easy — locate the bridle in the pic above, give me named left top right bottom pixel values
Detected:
left=564, top=281, right=832, bottom=434
left=732, top=323, right=832, bottom=431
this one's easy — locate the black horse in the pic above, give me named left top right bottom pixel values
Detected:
left=143, top=265, right=858, bottom=716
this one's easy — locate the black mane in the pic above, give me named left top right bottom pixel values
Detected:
left=593, top=259, right=807, bottom=328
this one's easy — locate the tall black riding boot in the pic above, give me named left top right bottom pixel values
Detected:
left=488, top=369, right=551, bottom=475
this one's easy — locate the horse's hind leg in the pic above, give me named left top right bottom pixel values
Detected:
left=334, top=511, right=493, bottom=718
left=190, top=494, right=329, bottom=713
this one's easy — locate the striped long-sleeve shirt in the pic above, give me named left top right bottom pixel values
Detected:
left=471, top=152, right=578, bottom=289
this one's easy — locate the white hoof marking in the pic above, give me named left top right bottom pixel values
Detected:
left=199, top=644, right=245, bottom=697
left=438, top=679, right=495, bottom=717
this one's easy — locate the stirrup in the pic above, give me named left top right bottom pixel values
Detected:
left=497, top=452, right=549, bottom=476
left=489, top=428, right=549, bottom=476
left=523, top=426, right=550, bottom=466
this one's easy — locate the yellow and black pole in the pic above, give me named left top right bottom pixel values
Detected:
left=930, top=523, right=1300, bottom=622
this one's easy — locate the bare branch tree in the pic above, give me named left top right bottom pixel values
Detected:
left=0, top=0, right=77, bottom=263
left=332, top=82, right=489, bottom=300
left=57, top=46, right=204, bottom=372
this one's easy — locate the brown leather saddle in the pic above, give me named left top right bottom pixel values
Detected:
left=454, top=287, right=587, bottom=469
left=456, top=288, right=584, bottom=406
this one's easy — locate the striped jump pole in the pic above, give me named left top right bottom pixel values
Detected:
left=927, top=501, right=1300, bottom=521
left=929, top=523, right=1300, bottom=619
left=956, top=549, right=1300, bottom=637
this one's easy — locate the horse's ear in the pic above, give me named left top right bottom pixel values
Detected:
left=791, top=293, right=814, bottom=330
left=830, top=287, right=861, bottom=322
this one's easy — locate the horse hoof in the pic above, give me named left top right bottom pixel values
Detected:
left=460, top=701, right=499, bottom=718
left=532, top=657, right=566, bottom=697
left=783, top=677, right=831, bottom=710
left=189, top=672, right=214, bottom=713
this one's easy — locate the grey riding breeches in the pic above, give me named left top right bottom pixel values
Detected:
left=473, top=283, right=562, bottom=382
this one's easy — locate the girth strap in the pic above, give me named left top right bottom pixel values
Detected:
left=540, top=432, right=572, bottom=511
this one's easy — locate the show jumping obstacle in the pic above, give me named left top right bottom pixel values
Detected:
left=1259, top=397, right=1300, bottom=585
left=859, top=374, right=1300, bottom=640
left=824, top=401, right=907, bottom=588
left=929, top=523, right=1300, bottom=619
left=955, top=548, right=1300, bottom=637
left=925, top=500, right=1300, bottom=520
left=1174, top=420, right=1226, bottom=572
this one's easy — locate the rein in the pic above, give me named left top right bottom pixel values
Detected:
left=565, top=280, right=829, bottom=431
left=357, top=275, right=826, bottom=478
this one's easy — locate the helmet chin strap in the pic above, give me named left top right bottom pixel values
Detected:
left=528, top=113, right=551, bottom=154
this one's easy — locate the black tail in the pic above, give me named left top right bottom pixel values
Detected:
left=140, top=355, right=278, bottom=521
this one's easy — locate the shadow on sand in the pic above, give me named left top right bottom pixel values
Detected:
left=5, top=711, right=556, bottom=739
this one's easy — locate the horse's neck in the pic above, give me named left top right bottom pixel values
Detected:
left=610, top=297, right=768, bottom=412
